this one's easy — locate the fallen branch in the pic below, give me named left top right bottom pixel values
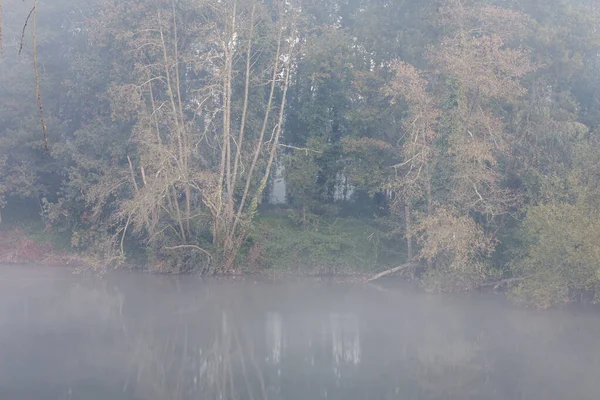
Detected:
left=164, top=244, right=212, bottom=258
left=367, top=262, right=419, bottom=282
left=478, top=277, right=523, bottom=291
left=277, top=143, right=323, bottom=154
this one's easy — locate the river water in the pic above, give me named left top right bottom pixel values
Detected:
left=0, top=265, right=599, bottom=400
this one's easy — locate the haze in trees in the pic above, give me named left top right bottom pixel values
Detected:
left=1, top=0, right=600, bottom=307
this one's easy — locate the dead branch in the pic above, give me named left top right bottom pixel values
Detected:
left=478, top=277, right=523, bottom=291
left=18, top=6, right=35, bottom=55
left=32, top=1, right=48, bottom=154
left=164, top=244, right=212, bottom=258
left=278, top=143, right=323, bottom=154
left=0, top=0, right=3, bottom=53
left=127, top=156, right=140, bottom=193
left=367, top=262, right=419, bottom=282
left=121, top=214, right=132, bottom=255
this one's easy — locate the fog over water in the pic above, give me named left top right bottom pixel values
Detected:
left=0, top=265, right=599, bottom=400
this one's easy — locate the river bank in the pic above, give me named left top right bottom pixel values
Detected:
left=0, top=213, right=402, bottom=274
left=1, top=220, right=586, bottom=310
left=0, top=225, right=488, bottom=291
left=0, top=227, right=82, bottom=266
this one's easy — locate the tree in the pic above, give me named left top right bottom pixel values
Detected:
left=3, top=0, right=600, bottom=304
left=284, top=25, right=355, bottom=207
left=513, top=137, right=600, bottom=308
left=410, top=0, right=536, bottom=288
left=0, top=0, right=82, bottom=225
left=384, top=61, right=439, bottom=261
left=80, top=0, right=301, bottom=272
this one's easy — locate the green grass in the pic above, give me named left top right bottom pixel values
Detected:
left=0, top=205, right=407, bottom=275
left=247, top=212, right=404, bottom=274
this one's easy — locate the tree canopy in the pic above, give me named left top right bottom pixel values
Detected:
left=1, top=0, right=600, bottom=307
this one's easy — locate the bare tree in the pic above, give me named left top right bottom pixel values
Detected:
left=96, top=0, right=301, bottom=273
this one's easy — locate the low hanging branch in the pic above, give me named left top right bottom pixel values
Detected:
left=0, top=0, right=3, bottom=53
left=15, top=2, right=48, bottom=154
left=19, top=6, right=35, bottom=55
left=278, top=143, right=323, bottom=154
left=32, top=0, right=48, bottom=154
left=367, top=262, right=420, bottom=282
left=478, top=277, right=524, bottom=291
left=164, top=245, right=212, bottom=258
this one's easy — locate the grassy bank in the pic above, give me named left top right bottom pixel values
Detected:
left=244, top=212, right=404, bottom=275
left=0, top=221, right=81, bottom=266
left=0, top=211, right=406, bottom=276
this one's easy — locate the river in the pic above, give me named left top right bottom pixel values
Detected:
left=0, top=265, right=598, bottom=400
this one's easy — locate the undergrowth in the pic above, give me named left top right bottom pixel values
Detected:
left=245, top=212, right=403, bottom=275
left=0, top=219, right=82, bottom=265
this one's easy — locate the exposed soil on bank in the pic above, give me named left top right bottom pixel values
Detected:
left=0, top=228, right=84, bottom=267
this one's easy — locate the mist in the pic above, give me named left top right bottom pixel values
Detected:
left=0, top=265, right=599, bottom=400
left=1, top=0, right=600, bottom=397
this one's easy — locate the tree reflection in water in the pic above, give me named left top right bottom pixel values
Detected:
left=0, top=269, right=600, bottom=400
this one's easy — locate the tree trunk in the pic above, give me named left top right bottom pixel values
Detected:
left=405, top=202, right=413, bottom=261
left=425, top=168, right=433, bottom=217
left=185, top=185, right=192, bottom=236
left=425, top=168, right=433, bottom=271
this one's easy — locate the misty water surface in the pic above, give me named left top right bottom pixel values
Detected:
left=0, top=265, right=599, bottom=400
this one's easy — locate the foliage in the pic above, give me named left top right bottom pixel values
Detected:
left=2, top=0, right=600, bottom=307
left=416, top=206, right=495, bottom=277
left=249, top=213, right=398, bottom=274
left=283, top=141, right=322, bottom=216
left=511, top=138, right=600, bottom=308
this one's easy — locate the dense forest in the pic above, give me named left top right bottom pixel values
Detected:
left=1, top=0, right=600, bottom=307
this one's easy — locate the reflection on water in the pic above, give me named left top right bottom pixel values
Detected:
left=266, top=312, right=283, bottom=365
left=330, top=313, right=360, bottom=367
left=0, top=266, right=600, bottom=400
